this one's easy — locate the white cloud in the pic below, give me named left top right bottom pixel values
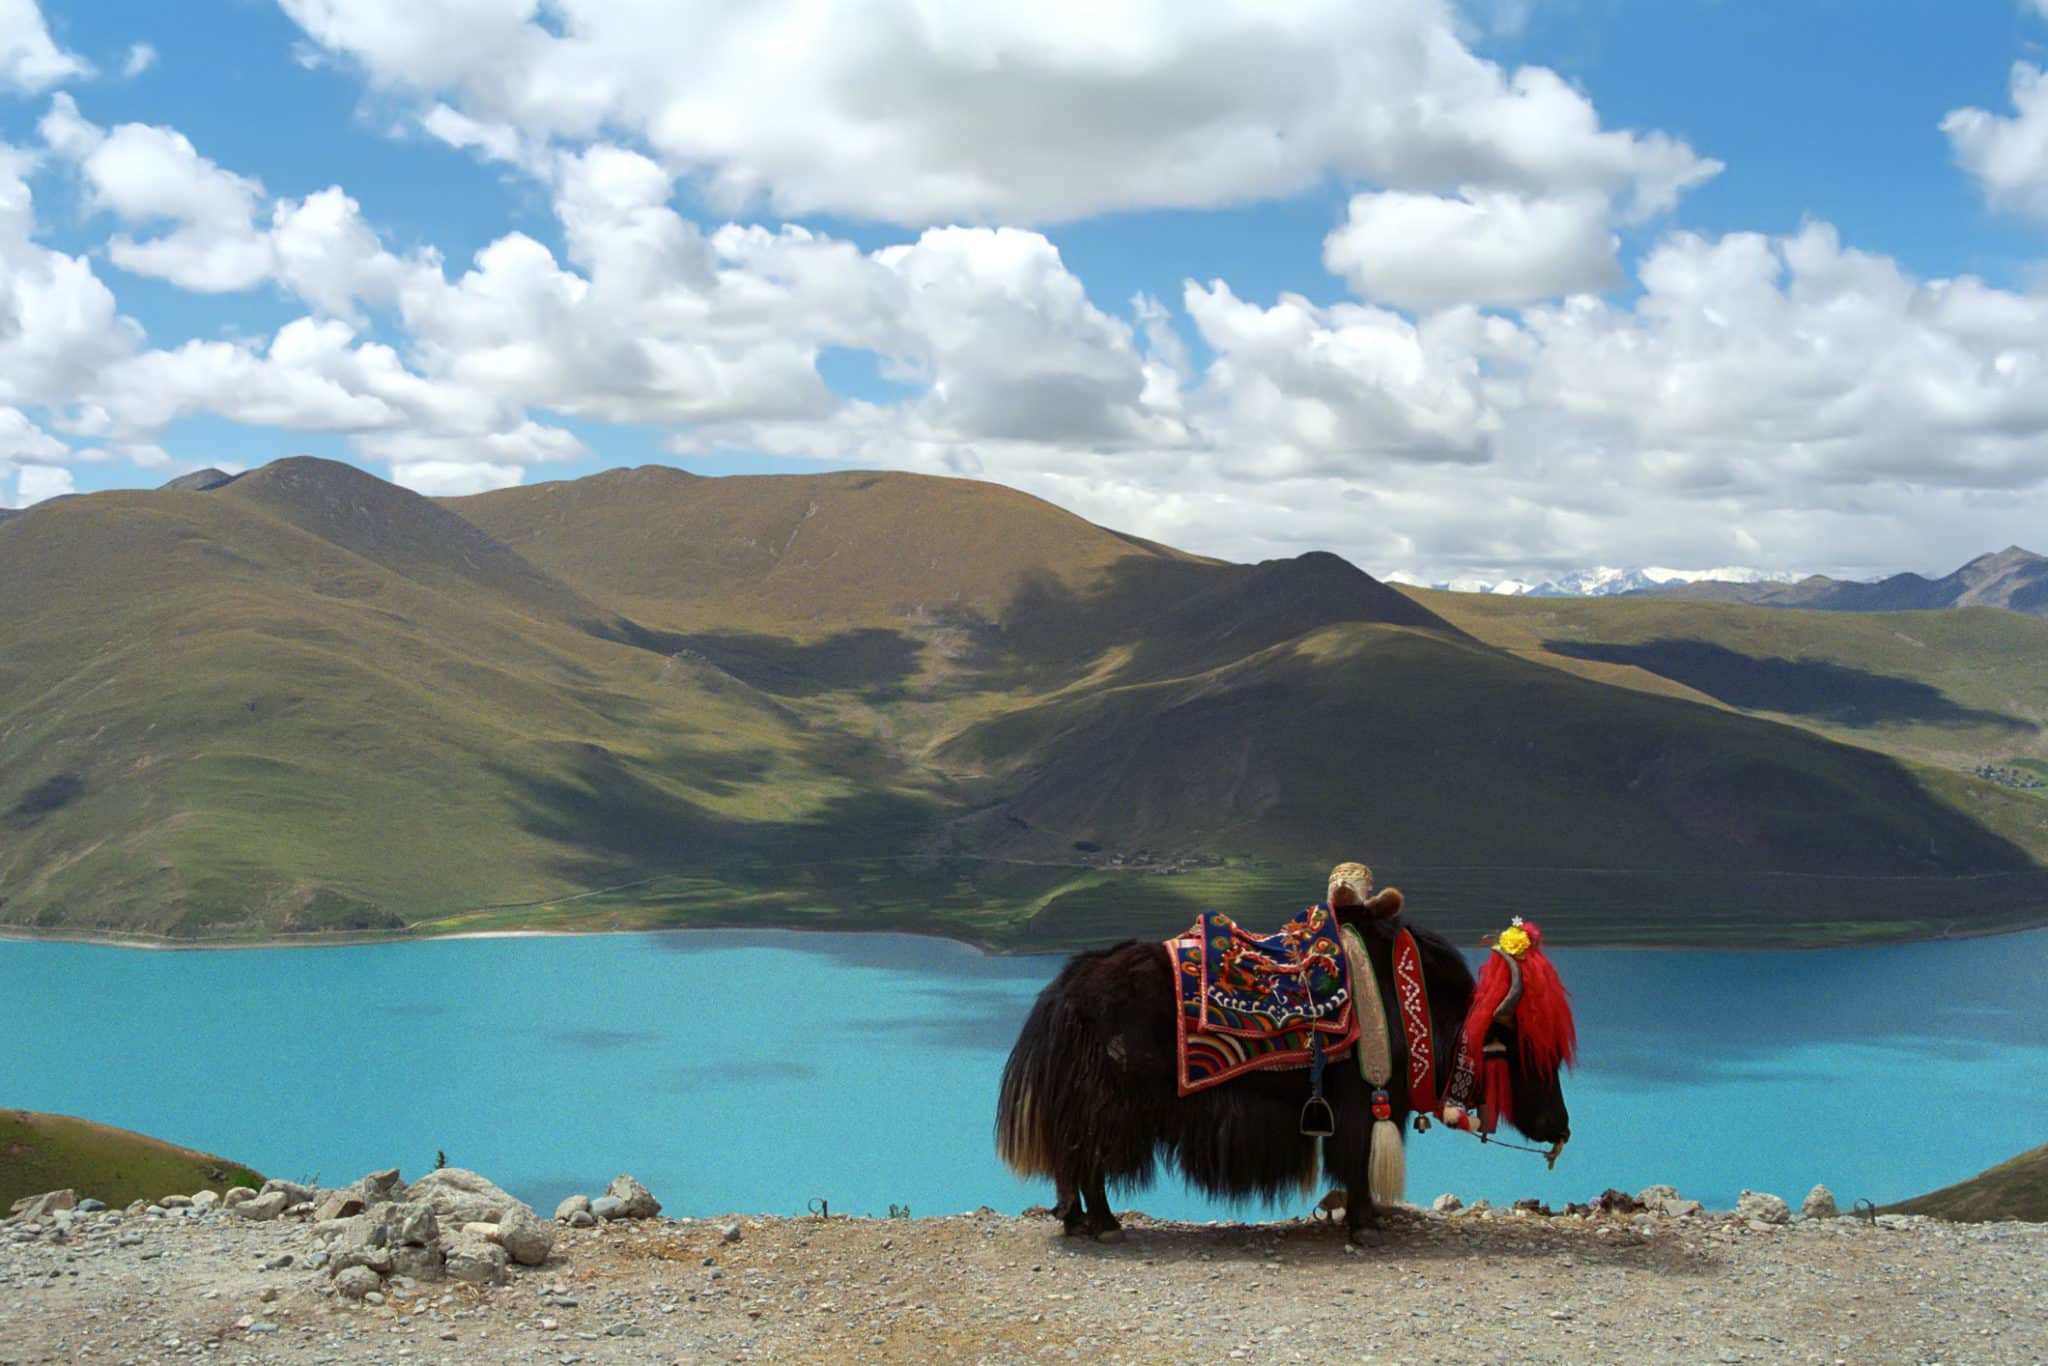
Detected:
left=279, top=0, right=1717, bottom=225
left=1323, top=188, right=1620, bottom=310
left=1182, top=281, right=1503, bottom=472
left=1944, top=62, right=2048, bottom=223
left=0, top=138, right=143, bottom=409
left=388, top=459, right=526, bottom=496
left=0, top=0, right=87, bottom=93
left=122, top=42, right=157, bottom=78
left=15, top=461, right=73, bottom=504
left=0, top=404, right=65, bottom=462
left=42, top=96, right=274, bottom=292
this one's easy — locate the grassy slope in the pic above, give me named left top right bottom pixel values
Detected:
left=1409, top=589, right=2048, bottom=863
left=0, top=463, right=900, bottom=939
left=1, top=1110, right=263, bottom=1210
left=1884, top=1143, right=2048, bottom=1223
left=2, top=459, right=2043, bottom=950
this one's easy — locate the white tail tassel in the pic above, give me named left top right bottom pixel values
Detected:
left=1368, top=1117, right=1406, bottom=1207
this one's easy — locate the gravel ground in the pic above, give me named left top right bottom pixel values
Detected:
left=2, top=1199, right=2043, bottom=1365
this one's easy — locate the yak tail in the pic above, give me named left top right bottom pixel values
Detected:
left=1367, top=1118, right=1406, bottom=1207
left=996, top=987, right=1059, bottom=1178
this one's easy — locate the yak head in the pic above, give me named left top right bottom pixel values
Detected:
left=1453, top=918, right=1575, bottom=1153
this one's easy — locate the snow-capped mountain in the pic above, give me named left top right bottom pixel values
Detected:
left=1399, top=565, right=1804, bottom=598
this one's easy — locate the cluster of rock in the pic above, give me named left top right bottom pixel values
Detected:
left=551, top=1174, right=661, bottom=1228
left=1426, top=1182, right=1840, bottom=1226
left=6, top=1167, right=663, bottom=1305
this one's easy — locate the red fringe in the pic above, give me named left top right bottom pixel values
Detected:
left=1459, top=920, right=1578, bottom=1081
left=1480, top=1055, right=1513, bottom=1131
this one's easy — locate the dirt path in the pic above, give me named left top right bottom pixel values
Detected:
left=3, top=1200, right=2042, bottom=1364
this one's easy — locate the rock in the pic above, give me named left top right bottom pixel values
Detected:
left=1802, top=1184, right=1838, bottom=1219
left=554, top=1195, right=591, bottom=1221
left=75, top=1198, right=106, bottom=1214
left=260, top=1180, right=317, bottom=1207
left=190, top=1191, right=220, bottom=1211
left=379, top=1201, right=439, bottom=1248
left=604, top=1175, right=660, bottom=1220
left=334, top=1265, right=381, bottom=1301
left=1661, top=1198, right=1704, bottom=1218
left=405, top=1168, right=528, bottom=1227
left=497, top=1204, right=555, bottom=1267
left=220, top=1187, right=258, bottom=1209
left=463, top=1221, right=501, bottom=1241
left=230, top=1192, right=289, bottom=1222
left=1636, top=1184, right=1680, bottom=1205
left=1736, top=1190, right=1791, bottom=1225
left=354, top=1169, right=405, bottom=1207
left=441, top=1231, right=509, bottom=1286
left=566, top=1210, right=596, bottom=1229
left=390, top=1244, right=445, bottom=1281
left=589, top=1197, right=626, bottom=1221
left=314, top=1192, right=366, bottom=1222
left=326, top=1217, right=395, bottom=1276
left=719, top=1222, right=742, bottom=1243
left=158, top=1195, right=193, bottom=1209
left=1432, top=1193, right=1462, bottom=1213
left=8, top=1190, right=78, bottom=1220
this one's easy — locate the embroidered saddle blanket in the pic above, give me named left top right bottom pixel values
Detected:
left=1168, top=905, right=1359, bottom=1095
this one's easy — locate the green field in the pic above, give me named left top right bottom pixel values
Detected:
left=1885, top=1142, right=2048, bottom=1223
left=0, top=1110, right=263, bottom=1211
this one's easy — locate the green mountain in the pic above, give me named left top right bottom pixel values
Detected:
left=1885, top=1143, right=2048, bottom=1223
left=2, top=458, right=2044, bottom=950
left=1645, top=546, right=2048, bottom=617
left=1, top=1110, right=264, bottom=1211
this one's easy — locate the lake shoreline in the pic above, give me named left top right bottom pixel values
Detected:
left=5, top=911, right=2048, bottom=956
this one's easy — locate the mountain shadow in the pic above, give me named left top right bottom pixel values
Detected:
left=1544, top=638, right=2037, bottom=731
left=950, top=549, right=1460, bottom=691
left=616, top=624, right=924, bottom=700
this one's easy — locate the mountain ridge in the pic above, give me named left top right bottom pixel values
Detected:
left=3, top=459, right=2044, bottom=950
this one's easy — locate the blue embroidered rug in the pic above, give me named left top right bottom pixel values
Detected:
left=1169, top=905, right=1359, bottom=1095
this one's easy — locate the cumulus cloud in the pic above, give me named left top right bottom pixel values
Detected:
left=279, top=0, right=1717, bottom=225
left=1944, top=63, right=2048, bottom=223
left=0, top=0, right=87, bottom=93
left=1323, top=188, right=1620, bottom=310
left=14, top=461, right=73, bottom=504
left=0, top=139, right=142, bottom=409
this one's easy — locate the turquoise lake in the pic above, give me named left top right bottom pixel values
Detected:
left=2, top=928, right=2044, bottom=1221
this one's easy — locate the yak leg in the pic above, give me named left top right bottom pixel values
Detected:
left=1054, top=1174, right=1087, bottom=1237
left=1323, top=1118, right=1386, bottom=1249
left=1082, top=1174, right=1123, bottom=1243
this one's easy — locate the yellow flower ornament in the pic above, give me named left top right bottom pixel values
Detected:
left=1495, top=917, right=1532, bottom=960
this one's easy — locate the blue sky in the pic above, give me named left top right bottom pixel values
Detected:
left=7, top=0, right=2048, bottom=582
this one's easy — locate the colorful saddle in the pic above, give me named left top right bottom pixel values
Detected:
left=1168, top=905, right=1359, bottom=1095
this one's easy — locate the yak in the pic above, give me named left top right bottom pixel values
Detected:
left=996, top=881, right=1575, bottom=1248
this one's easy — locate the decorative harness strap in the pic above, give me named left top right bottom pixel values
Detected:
left=1391, top=929, right=1435, bottom=1117
left=1437, top=945, right=1521, bottom=1135
left=1339, top=924, right=1394, bottom=1120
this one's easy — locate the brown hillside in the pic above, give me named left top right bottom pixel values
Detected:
left=445, top=466, right=1211, bottom=632
left=1885, top=1143, right=2048, bottom=1223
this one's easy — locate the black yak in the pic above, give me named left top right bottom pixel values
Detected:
left=996, top=876, right=1575, bottom=1247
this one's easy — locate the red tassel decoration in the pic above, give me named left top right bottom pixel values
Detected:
left=1459, top=919, right=1578, bottom=1082
left=1512, top=922, right=1578, bottom=1078
left=1480, top=1055, right=1513, bottom=1132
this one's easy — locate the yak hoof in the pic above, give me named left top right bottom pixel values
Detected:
left=1093, top=1227, right=1125, bottom=1245
left=1346, top=1225, right=1385, bottom=1250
